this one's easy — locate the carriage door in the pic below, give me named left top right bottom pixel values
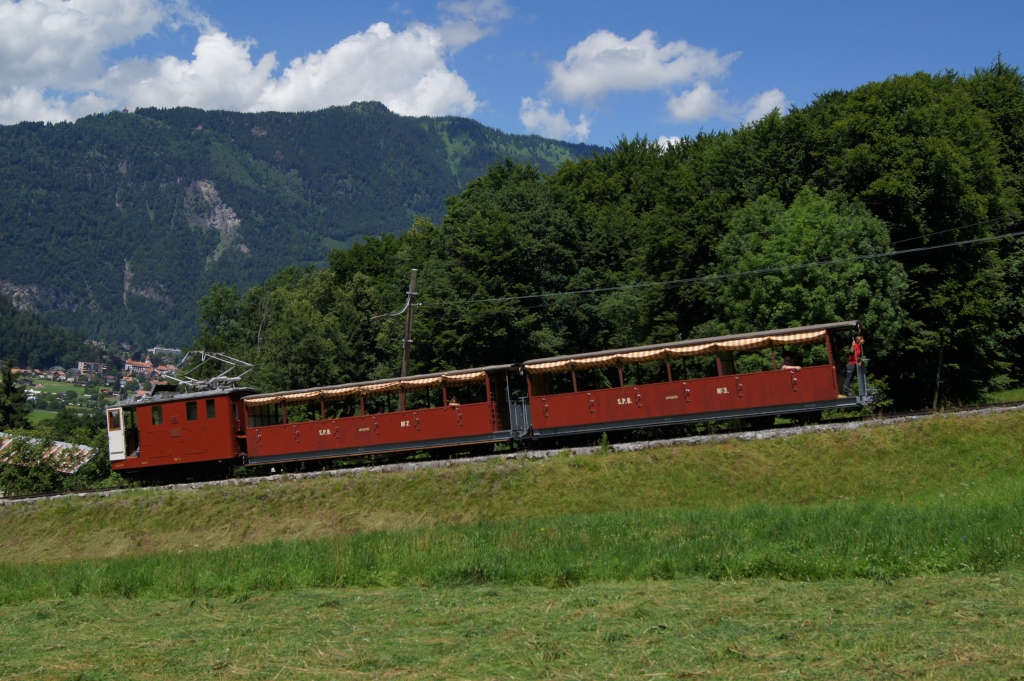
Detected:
left=107, top=407, right=126, bottom=461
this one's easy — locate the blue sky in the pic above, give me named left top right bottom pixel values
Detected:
left=1, top=0, right=1021, bottom=146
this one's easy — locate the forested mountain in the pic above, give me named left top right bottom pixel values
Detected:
left=194, top=61, right=1024, bottom=409
left=0, top=103, right=602, bottom=346
left=0, top=294, right=95, bottom=368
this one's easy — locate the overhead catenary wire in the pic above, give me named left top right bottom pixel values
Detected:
left=414, top=227, right=1024, bottom=311
left=889, top=215, right=1017, bottom=245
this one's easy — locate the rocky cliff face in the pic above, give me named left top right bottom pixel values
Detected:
left=185, top=180, right=251, bottom=265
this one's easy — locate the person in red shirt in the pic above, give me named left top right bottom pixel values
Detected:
left=842, top=335, right=865, bottom=396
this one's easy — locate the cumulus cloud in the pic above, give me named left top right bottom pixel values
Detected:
left=667, top=82, right=789, bottom=124
left=548, top=29, right=737, bottom=103
left=519, top=97, right=590, bottom=141
left=102, top=31, right=278, bottom=112
left=257, top=23, right=476, bottom=115
left=530, top=28, right=788, bottom=136
left=656, top=135, right=681, bottom=149
left=0, top=0, right=494, bottom=124
left=666, top=82, right=730, bottom=122
left=0, top=0, right=164, bottom=91
left=742, top=88, right=789, bottom=123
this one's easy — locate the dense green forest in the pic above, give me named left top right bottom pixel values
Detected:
left=0, top=103, right=601, bottom=346
left=194, top=61, right=1024, bottom=409
left=0, top=295, right=94, bottom=368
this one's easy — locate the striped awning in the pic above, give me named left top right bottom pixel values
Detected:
left=524, top=330, right=828, bottom=375
left=243, top=371, right=489, bottom=407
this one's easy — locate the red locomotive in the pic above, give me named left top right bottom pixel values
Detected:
left=107, top=321, right=871, bottom=478
left=106, top=387, right=256, bottom=475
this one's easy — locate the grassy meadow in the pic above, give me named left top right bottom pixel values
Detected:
left=5, top=574, right=1024, bottom=679
left=2, top=409, right=1024, bottom=678
left=27, top=409, right=58, bottom=424
left=3, top=410, right=1023, bottom=564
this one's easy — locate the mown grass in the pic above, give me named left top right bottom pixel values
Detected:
left=4, top=573, right=1024, bottom=679
left=2, top=410, right=1023, bottom=564
left=24, top=378, right=76, bottom=394
left=3, top=411, right=1024, bottom=678
left=27, top=409, right=57, bottom=424
left=2, top=478, right=1023, bottom=604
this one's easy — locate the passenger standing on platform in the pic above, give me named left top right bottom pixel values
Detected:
left=843, top=335, right=865, bottom=396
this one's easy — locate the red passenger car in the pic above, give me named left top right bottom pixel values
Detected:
left=104, top=322, right=871, bottom=477
left=520, top=322, right=868, bottom=438
left=241, top=365, right=516, bottom=466
left=106, top=387, right=255, bottom=477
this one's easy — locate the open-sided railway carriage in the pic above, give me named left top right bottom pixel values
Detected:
left=106, top=321, right=872, bottom=477
left=520, top=321, right=867, bottom=438
left=243, top=365, right=516, bottom=466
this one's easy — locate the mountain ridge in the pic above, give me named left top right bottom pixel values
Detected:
left=0, top=103, right=604, bottom=346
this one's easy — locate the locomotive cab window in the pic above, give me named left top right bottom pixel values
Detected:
left=107, top=410, right=121, bottom=431
left=186, top=401, right=199, bottom=421
left=206, top=399, right=216, bottom=419
left=151, top=405, right=163, bottom=425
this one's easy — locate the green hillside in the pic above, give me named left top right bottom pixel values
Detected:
left=0, top=103, right=602, bottom=346
left=2, top=410, right=1020, bottom=565
left=2, top=411, right=1024, bottom=678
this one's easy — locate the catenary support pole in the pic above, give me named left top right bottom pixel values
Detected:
left=401, top=269, right=418, bottom=379
left=933, top=345, right=944, bottom=411
left=399, top=269, right=418, bottom=410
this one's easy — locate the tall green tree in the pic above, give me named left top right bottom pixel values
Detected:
left=0, top=357, right=31, bottom=430
left=705, top=188, right=908, bottom=367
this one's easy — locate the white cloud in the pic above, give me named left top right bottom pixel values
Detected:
left=0, top=1, right=494, bottom=123
left=0, top=86, right=71, bottom=123
left=519, top=97, right=590, bottom=141
left=666, top=82, right=790, bottom=124
left=547, top=29, right=737, bottom=103
left=666, top=82, right=730, bottom=122
left=255, top=23, right=476, bottom=116
left=528, top=27, right=788, bottom=136
left=742, top=88, right=789, bottom=123
left=0, top=0, right=165, bottom=91
left=102, top=31, right=278, bottom=112
left=656, top=135, right=681, bottom=149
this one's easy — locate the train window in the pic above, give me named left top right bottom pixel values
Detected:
left=107, top=410, right=121, bottom=431
left=323, top=396, right=361, bottom=418
left=186, top=401, right=198, bottom=421
left=206, top=399, right=217, bottom=419
left=575, top=367, right=618, bottom=391
left=285, top=402, right=322, bottom=423
left=248, top=404, right=283, bottom=427
left=152, top=405, right=163, bottom=425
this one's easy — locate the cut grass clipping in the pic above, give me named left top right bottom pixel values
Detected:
left=3, top=483, right=1023, bottom=604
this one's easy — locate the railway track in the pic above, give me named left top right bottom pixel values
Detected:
left=3, top=401, right=1023, bottom=506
